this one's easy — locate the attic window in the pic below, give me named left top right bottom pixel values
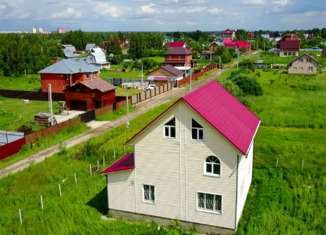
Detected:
left=164, top=117, right=176, bottom=138
left=192, top=119, right=204, bottom=140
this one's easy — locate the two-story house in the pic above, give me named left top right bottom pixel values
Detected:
left=86, top=48, right=111, bottom=70
left=38, top=58, right=101, bottom=93
left=223, top=29, right=236, bottom=40
left=277, top=34, right=301, bottom=57
left=101, top=80, right=261, bottom=234
left=288, top=53, right=319, bottom=75
left=163, top=48, right=193, bottom=76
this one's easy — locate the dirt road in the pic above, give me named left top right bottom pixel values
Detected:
left=0, top=54, right=258, bottom=179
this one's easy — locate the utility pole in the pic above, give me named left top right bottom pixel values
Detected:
left=141, top=64, right=144, bottom=89
left=218, top=56, right=221, bottom=76
left=48, top=84, right=53, bottom=126
left=126, top=86, right=129, bottom=131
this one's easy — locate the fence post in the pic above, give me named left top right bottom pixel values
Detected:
left=97, top=161, right=100, bottom=171
left=19, top=209, right=22, bottom=225
left=103, top=156, right=105, bottom=167
left=276, top=158, right=278, bottom=168
left=74, top=173, right=77, bottom=184
left=89, top=165, right=92, bottom=176
left=59, top=184, right=62, bottom=197
left=40, top=196, right=43, bottom=209
left=302, top=160, right=304, bottom=168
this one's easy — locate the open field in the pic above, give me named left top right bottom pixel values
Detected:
left=100, top=70, right=148, bottom=79
left=0, top=102, right=194, bottom=235
left=144, top=56, right=165, bottom=63
left=0, top=97, right=58, bottom=132
left=0, top=75, right=41, bottom=91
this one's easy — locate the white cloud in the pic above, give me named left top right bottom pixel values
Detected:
left=207, top=8, right=223, bottom=15
left=185, top=20, right=196, bottom=25
left=140, top=3, right=157, bottom=14
left=93, top=3, right=119, bottom=18
left=51, top=8, right=82, bottom=19
left=242, top=0, right=264, bottom=5
left=0, top=4, right=6, bottom=9
left=184, top=6, right=206, bottom=13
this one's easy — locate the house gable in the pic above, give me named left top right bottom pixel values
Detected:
left=146, top=67, right=176, bottom=77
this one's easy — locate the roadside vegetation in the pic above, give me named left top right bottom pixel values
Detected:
left=96, top=106, right=136, bottom=121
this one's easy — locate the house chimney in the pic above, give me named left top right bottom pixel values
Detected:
left=53, top=57, right=58, bottom=64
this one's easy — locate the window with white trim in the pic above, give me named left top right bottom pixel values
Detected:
left=86, top=73, right=90, bottom=79
left=178, top=56, right=181, bottom=60
left=308, top=67, right=313, bottom=72
left=197, top=192, right=222, bottom=214
left=164, top=117, right=176, bottom=138
left=143, top=185, right=155, bottom=203
left=192, top=119, right=204, bottom=140
left=205, top=156, right=221, bottom=176
left=93, top=72, right=97, bottom=79
left=169, top=56, right=171, bottom=60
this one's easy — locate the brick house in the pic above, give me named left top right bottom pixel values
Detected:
left=65, top=79, right=115, bottom=111
left=277, top=34, right=301, bottom=57
left=163, top=48, right=193, bottom=75
left=101, top=80, right=261, bottom=234
left=38, top=58, right=101, bottom=93
left=223, top=29, right=236, bottom=40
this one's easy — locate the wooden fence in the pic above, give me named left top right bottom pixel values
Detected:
left=177, top=64, right=218, bottom=86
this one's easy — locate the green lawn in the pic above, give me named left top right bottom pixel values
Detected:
left=0, top=97, right=58, bottom=132
left=144, top=56, right=165, bottom=63
left=100, top=70, right=148, bottom=79
left=96, top=106, right=136, bottom=121
left=259, top=52, right=294, bottom=64
left=0, top=74, right=41, bottom=91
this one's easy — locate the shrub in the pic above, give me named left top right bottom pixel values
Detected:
left=219, top=80, right=243, bottom=97
left=233, top=74, right=263, bottom=96
left=256, top=71, right=261, bottom=77
left=239, top=98, right=252, bottom=108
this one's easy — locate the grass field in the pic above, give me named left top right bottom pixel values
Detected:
left=0, top=97, right=58, bottom=132
left=0, top=75, right=41, bottom=91
left=95, top=106, right=136, bottom=121
left=144, top=56, right=165, bottom=63
left=0, top=101, right=193, bottom=235
left=100, top=70, right=148, bottom=79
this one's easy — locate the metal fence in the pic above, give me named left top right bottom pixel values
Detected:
left=0, top=131, right=24, bottom=145
left=226, top=67, right=246, bottom=81
left=106, top=78, right=152, bottom=86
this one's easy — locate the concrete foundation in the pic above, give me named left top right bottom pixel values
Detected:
left=108, top=209, right=235, bottom=235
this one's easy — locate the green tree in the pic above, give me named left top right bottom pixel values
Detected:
left=106, top=39, right=122, bottom=55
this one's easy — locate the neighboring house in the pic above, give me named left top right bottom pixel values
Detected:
left=277, top=34, right=301, bottom=57
left=261, top=34, right=270, bottom=41
left=248, top=33, right=254, bottom=39
left=210, top=42, right=223, bottom=53
left=288, top=53, right=318, bottom=75
left=38, top=58, right=101, bottom=93
left=235, top=41, right=251, bottom=53
left=167, top=42, right=187, bottom=48
left=200, top=50, right=214, bottom=60
left=163, top=47, right=193, bottom=75
left=323, top=49, right=326, bottom=58
left=146, top=65, right=184, bottom=87
left=85, top=43, right=98, bottom=53
left=223, top=29, right=236, bottom=40
left=222, top=39, right=232, bottom=43
left=65, top=79, right=115, bottom=111
left=224, top=42, right=239, bottom=50
left=62, top=44, right=76, bottom=51
left=307, top=33, right=313, bottom=39
left=101, top=80, right=261, bottom=234
left=86, top=48, right=111, bottom=70
left=62, top=44, right=77, bottom=58
left=163, top=36, right=174, bottom=45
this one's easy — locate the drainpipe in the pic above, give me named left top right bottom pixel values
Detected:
left=69, top=74, right=72, bottom=87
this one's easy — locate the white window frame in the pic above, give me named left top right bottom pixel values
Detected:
left=86, top=73, right=90, bottom=79
left=284, top=52, right=287, bottom=56
left=178, top=56, right=181, bottom=60
left=142, top=184, right=155, bottom=204
left=196, top=191, right=223, bottom=215
left=203, top=156, right=221, bottom=178
left=93, top=72, right=97, bottom=79
left=169, top=56, right=171, bottom=60
left=191, top=118, right=204, bottom=141
left=308, top=67, right=313, bottom=72
left=163, top=117, right=176, bottom=139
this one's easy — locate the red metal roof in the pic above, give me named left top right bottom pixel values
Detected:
left=165, top=47, right=192, bottom=55
left=278, top=41, right=301, bottom=51
left=126, top=80, right=261, bottom=154
left=101, top=153, right=135, bottom=174
left=224, top=42, right=239, bottom=49
left=186, top=47, right=191, bottom=51
left=167, top=42, right=186, bottom=47
left=234, top=41, right=250, bottom=50
left=222, top=39, right=232, bottom=43
left=223, top=29, right=235, bottom=34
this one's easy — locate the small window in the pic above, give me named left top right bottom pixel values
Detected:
left=93, top=72, right=97, bottom=79
left=299, top=67, right=303, bottom=70
left=192, top=119, right=204, bottom=140
left=164, top=117, right=176, bottom=138
left=143, top=185, right=155, bottom=203
left=205, top=156, right=221, bottom=176
left=284, top=52, right=287, bottom=56
left=169, top=56, right=171, bottom=60
left=197, top=192, right=222, bottom=214
left=307, top=58, right=311, bottom=63
left=104, top=100, right=107, bottom=106
left=308, top=67, right=313, bottom=72
left=178, top=56, right=181, bottom=60
left=86, top=73, right=90, bottom=79
left=293, top=67, right=297, bottom=70
left=299, top=59, right=303, bottom=63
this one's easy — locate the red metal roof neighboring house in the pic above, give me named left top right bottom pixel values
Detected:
left=165, top=47, right=192, bottom=55
left=224, top=42, right=239, bottom=49
left=126, top=80, right=261, bottom=155
left=278, top=41, right=301, bottom=51
left=167, top=42, right=186, bottom=47
left=101, top=153, right=135, bottom=174
left=224, top=29, right=235, bottom=34
left=186, top=47, right=191, bottom=51
left=248, top=33, right=254, bottom=39
left=235, top=41, right=251, bottom=50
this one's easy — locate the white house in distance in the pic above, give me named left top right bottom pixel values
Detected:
left=101, top=80, right=261, bottom=234
left=86, top=48, right=111, bottom=70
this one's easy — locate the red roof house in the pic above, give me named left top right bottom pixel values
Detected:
left=103, top=38, right=124, bottom=50
left=248, top=33, right=254, bottom=39
left=65, top=79, right=115, bottom=111
left=224, top=42, right=239, bottom=50
left=163, top=47, right=193, bottom=70
left=234, top=41, right=251, bottom=52
left=101, top=80, right=260, bottom=233
left=277, top=34, right=301, bottom=57
left=167, top=42, right=187, bottom=48
left=222, top=39, right=232, bottom=43
left=223, top=29, right=236, bottom=40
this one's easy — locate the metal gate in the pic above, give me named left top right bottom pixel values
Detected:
left=80, top=110, right=95, bottom=123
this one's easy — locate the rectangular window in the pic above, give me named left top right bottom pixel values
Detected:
left=86, top=73, right=90, bottom=79
left=197, top=192, right=222, bottom=214
left=299, top=59, right=303, bottom=63
left=309, top=67, right=313, bottom=72
left=307, top=59, right=311, bottom=63
left=164, top=117, right=176, bottom=138
left=169, top=56, right=171, bottom=60
left=299, top=67, right=303, bottom=70
left=284, top=52, right=287, bottom=56
left=178, top=56, right=181, bottom=60
left=93, top=72, right=97, bottom=79
left=192, top=119, right=204, bottom=140
left=143, top=185, right=155, bottom=203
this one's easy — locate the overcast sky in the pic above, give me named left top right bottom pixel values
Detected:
left=0, top=0, right=325, bottom=32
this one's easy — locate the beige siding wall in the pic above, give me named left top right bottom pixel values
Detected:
left=288, top=55, right=318, bottom=75
left=279, top=51, right=298, bottom=57
left=236, top=142, right=254, bottom=226
left=127, top=100, right=242, bottom=230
